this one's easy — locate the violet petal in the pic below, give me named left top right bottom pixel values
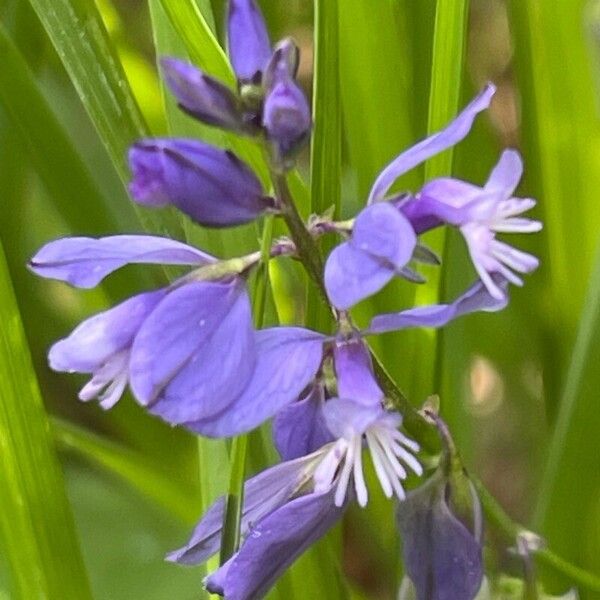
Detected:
left=333, top=338, right=383, bottom=406
left=368, top=85, right=496, bottom=203
left=29, top=235, right=213, bottom=289
left=227, top=0, right=271, bottom=82
left=205, top=488, right=345, bottom=600
left=49, top=289, right=166, bottom=374
left=187, top=327, right=325, bottom=437
left=129, top=279, right=255, bottom=416
left=367, top=276, right=509, bottom=335
left=273, top=384, right=334, bottom=460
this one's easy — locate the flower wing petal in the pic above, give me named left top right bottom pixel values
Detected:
left=29, top=235, right=213, bottom=288
left=367, top=277, right=508, bottom=335
left=187, top=327, right=324, bottom=437
left=368, top=84, right=495, bottom=203
left=129, top=280, right=254, bottom=410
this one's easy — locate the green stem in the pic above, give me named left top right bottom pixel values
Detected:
left=219, top=215, right=275, bottom=563
left=472, top=477, right=600, bottom=592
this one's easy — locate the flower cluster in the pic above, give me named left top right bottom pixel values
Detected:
left=29, top=1, right=542, bottom=598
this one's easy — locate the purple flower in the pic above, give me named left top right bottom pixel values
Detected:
left=262, top=39, right=311, bottom=165
left=227, top=0, right=272, bottom=83
left=400, top=149, right=542, bottom=299
left=29, top=235, right=214, bottom=408
left=397, top=470, right=484, bottom=600
left=128, top=139, right=273, bottom=228
left=324, top=202, right=417, bottom=309
left=160, top=58, right=247, bottom=133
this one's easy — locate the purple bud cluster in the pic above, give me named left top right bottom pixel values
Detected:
left=29, top=2, right=542, bottom=599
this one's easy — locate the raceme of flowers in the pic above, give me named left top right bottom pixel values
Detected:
left=28, top=1, right=542, bottom=598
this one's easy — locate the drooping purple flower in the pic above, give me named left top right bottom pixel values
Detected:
left=400, top=149, right=542, bottom=299
left=324, top=202, right=418, bottom=309
left=262, top=38, right=311, bottom=165
left=30, top=236, right=259, bottom=419
left=397, top=470, right=484, bottom=600
left=128, top=139, right=273, bottom=228
left=171, top=370, right=421, bottom=599
left=160, top=58, right=247, bottom=133
left=227, top=0, right=272, bottom=83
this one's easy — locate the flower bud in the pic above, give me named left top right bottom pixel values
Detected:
left=129, top=139, right=273, bottom=227
left=262, top=72, right=311, bottom=168
left=227, top=0, right=272, bottom=83
left=397, top=414, right=484, bottom=600
left=161, top=58, right=248, bottom=133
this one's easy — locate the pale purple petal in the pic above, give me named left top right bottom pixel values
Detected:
left=484, top=149, right=523, bottom=197
left=322, top=397, right=388, bottom=439
left=351, top=203, right=417, bottom=268
left=273, top=384, right=334, bottom=460
left=49, top=289, right=166, bottom=374
left=129, top=279, right=255, bottom=414
left=168, top=455, right=314, bottom=565
left=205, top=488, right=345, bottom=600
left=160, top=58, right=245, bottom=131
left=146, top=282, right=255, bottom=424
left=324, top=241, right=395, bottom=310
left=187, top=327, right=325, bottom=437
left=368, top=84, right=496, bottom=203
left=29, top=235, right=213, bottom=289
left=334, top=338, right=383, bottom=405
left=228, top=0, right=271, bottom=82
left=129, top=139, right=271, bottom=227
left=367, top=277, right=509, bottom=335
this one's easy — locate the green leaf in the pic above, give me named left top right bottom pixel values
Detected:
left=53, top=417, right=198, bottom=525
left=26, top=0, right=183, bottom=238
left=0, top=240, right=92, bottom=599
left=413, top=0, right=470, bottom=402
left=307, top=0, right=341, bottom=334
left=0, top=25, right=126, bottom=234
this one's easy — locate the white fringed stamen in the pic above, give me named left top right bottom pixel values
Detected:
left=78, top=349, right=130, bottom=409
left=313, top=419, right=421, bottom=508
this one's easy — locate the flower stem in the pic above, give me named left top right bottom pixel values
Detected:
left=219, top=214, right=275, bottom=564
left=472, top=477, right=600, bottom=592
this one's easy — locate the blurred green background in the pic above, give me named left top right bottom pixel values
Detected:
left=0, top=0, right=599, bottom=598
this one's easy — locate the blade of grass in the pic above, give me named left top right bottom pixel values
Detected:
left=26, top=0, right=183, bottom=238
left=307, top=0, right=341, bottom=334
left=0, top=240, right=92, bottom=599
left=533, top=239, right=600, bottom=578
left=52, top=417, right=198, bottom=525
left=0, top=26, right=125, bottom=234
left=412, top=0, right=471, bottom=402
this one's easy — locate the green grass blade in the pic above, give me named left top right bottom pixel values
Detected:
left=533, top=242, right=600, bottom=578
left=0, top=26, right=126, bottom=234
left=53, top=417, right=198, bottom=525
left=26, top=0, right=184, bottom=238
left=412, top=0, right=470, bottom=402
left=0, top=240, right=92, bottom=599
left=26, top=0, right=148, bottom=179
left=307, top=0, right=341, bottom=334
